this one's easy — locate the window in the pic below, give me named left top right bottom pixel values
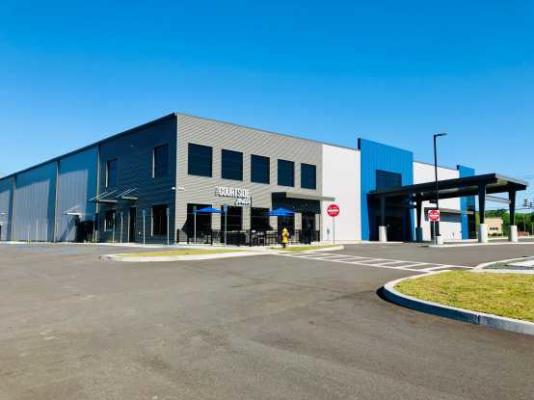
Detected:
left=277, top=159, right=294, bottom=187
left=104, top=210, right=115, bottom=231
left=152, top=205, right=168, bottom=236
left=186, top=203, right=212, bottom=236
left=376, top=170, right=402, bottom=190
left=221, top=149, right=243, bottom=181
left=106, top=159, right=118, bottom=187
left=251, top=154, right=270, bottom=184
left=251, top=207, right=271, bottom=232
left=301, top=163, right=316, bottom=189
left=221, top=206, right=242, bottom=231
left=278, top=215, right=295, bottom=235
left=153, top=144, right=169, bottom=178
left=188, top=143, right=212, bottom=177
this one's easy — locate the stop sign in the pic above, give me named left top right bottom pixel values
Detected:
left=428, top=209, right=440, bottom=222
left=327, top=204, right=340, bottom=217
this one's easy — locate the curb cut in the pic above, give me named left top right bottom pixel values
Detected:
left=382, top=273, right=534, bottom=336
left=101, top=251, right=267, bottom=263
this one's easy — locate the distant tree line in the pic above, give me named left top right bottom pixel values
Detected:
left=484, top=210, right=534, bottom=234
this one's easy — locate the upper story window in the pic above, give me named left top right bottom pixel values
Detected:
left=153, top=144, right=169, bottom=178
left=301, top=163, right=317, bottom=189
left=106, top=159, right=118, bottom=187
left=188, top=143, right=212, bottom=177
left=376, top=170, right=402, bottom=190
left=251, top=154, right=270, bottom=184
left=221, top=149, right=243, bottom=181
left=277, top=159, right=294, bottom=187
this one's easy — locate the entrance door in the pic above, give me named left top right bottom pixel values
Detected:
left=301, top=212, right=315, bottom=244
left=128, top=207, right=137, bottom=242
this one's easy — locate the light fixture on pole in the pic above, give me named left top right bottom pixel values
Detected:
left=433, top=132, right=448, bottom=245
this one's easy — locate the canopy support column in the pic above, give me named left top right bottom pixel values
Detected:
left=478, top=184, right=488, bottom=243
left=379, top=197, right=387, bottom=242
left=509, top=190, right=518, bottom=242
left=415, top=197, right=423, bottom=242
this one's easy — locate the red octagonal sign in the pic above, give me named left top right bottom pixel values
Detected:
left=327, top=204, right=340, bottom=217
left=428, top=209, right=440, bottom=222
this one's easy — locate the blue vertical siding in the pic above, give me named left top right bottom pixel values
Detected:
left=457, top=165, right=475, bottom=239
left=12, top=162, right=57, bottom=241
left=358, top=139, right=414, bottom=240
left=0, top=177, right=15, bottom=240
left=56, top=147, right=98, bottom=241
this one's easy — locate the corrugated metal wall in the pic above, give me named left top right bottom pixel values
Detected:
left=97, top=116, right=177, bottom=244
left=0, top=177, right=14, bottom=240
left=56, top=147, right=98, bottom=241
left=12, top=162, right=57, bottom=241
left=176, top=114, right=323, bottom=233
left=358, top=139, right=414, bottom=241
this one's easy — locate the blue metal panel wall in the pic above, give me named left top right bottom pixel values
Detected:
left=56, top=147, right=98, bottom=241
left=358, top=139, right=414, bottom=240
left=97, top=117, right=177, bottom=244
left=12, top=162, right=57, bottom=241
left=457, top=165, right=475, bottom=239
left=0, top=177, right=15, bottom=240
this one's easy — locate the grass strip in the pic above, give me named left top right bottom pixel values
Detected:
left=396, top=271, right=534, bottom=322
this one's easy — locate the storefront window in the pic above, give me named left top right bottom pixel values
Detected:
left=221, top=206, right=242, bottom=231
left=104, top=210, right=115, bottom=231
left=185, top=204, right=212, bottom=235
left=251, top=207, right=271, bottom=232
left=152, top=205, right=168, bottom=236
left=277, top=215, right=295, bottom=235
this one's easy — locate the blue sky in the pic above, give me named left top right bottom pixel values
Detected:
left=1, top=0, right=533, bottom=206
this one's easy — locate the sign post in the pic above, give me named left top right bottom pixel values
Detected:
left=427, top=209, right=441, bottom=244
left=327, top=204, right=340, bottom=244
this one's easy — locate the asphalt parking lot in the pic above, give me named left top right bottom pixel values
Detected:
left=1, top=243, right=533, bottom=400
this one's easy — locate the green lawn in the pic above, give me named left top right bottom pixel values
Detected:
left=396, top=271, right=534, bottom=322
left=273, top=244, right=340, bottom=252
left=118, top=248, right=242, bottom=257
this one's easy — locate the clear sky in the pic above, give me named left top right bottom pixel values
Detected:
left=1, top=0, right=533, bottom=206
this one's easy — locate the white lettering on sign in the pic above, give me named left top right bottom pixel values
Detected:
left=215, top=186, right=250, bottom=199
left=215, top=186, right=251, bottom=207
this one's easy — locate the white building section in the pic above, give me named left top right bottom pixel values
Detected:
left=321, top=145, right=361, bottom=242
left=413, top=162, right=462, bottom=241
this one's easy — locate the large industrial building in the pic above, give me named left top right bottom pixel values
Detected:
left=0, top=113, right=527, bottom=244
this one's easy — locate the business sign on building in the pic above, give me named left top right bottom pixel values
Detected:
left=215, top=186, right=251, bottom=206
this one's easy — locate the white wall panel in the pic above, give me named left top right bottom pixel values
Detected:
left=413, top=162, right=461, bottom=241
left=321, top=145, right=361, bottom=242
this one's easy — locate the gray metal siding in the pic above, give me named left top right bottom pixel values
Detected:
left=56, top=146, right=98, bottom=241
left=97, top=117, right=177, bottom=243
left=12, top=162, right=57, bottom=241
left=0, top=177, right=14, bottom=240
left=176, top=114, right=323, bottom=232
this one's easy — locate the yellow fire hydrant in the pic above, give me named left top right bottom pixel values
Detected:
left=281, top=227, right=289, bottom=248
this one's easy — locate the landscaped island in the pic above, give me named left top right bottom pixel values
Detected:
left=396, top=271, right=534, bottom=322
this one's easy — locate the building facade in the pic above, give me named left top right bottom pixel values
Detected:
left=0, top=113, right=475, bottom=244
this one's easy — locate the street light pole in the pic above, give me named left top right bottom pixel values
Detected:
left=433, top=132, right=448, bottom=244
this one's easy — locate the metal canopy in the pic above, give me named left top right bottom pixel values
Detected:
left=273, top=192, right=336, bottom=202
left=368, top=173, right=528, bottom=202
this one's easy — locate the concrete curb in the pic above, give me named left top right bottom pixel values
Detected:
left=271, top=245, right=345, bottom=254
left=101, top=251, right=268, bottom=262
left=428, top=241, right=534, bottom=248
left=382, top=272, right=534, bottom=336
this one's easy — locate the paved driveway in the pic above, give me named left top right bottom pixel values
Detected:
left=0, top=243, right=533, bottom=399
